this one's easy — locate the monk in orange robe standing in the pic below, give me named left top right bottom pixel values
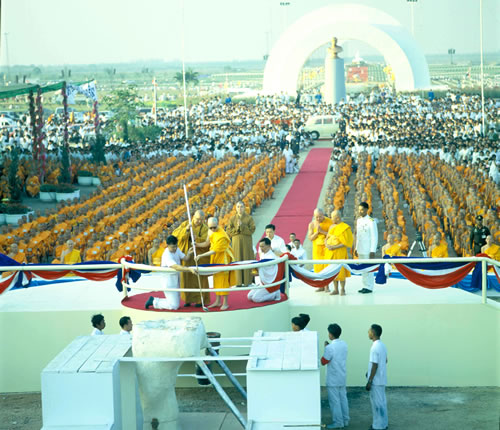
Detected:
left=307, top=208, right=333, bottom=292
left=324, top=210, right=353, bottom=295
left=196, top=216, right=236, bottom=311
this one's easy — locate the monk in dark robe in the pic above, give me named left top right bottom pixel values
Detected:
left=172, top=210, right=210, bottom=307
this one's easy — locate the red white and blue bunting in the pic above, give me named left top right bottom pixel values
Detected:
left=1, top=253, right=499, bottom=296
left=289, top=255, right=499, bottom=292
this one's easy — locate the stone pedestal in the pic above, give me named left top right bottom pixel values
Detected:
left=324, top=56, right=346, bottom=105
left=133, top=318, right=208, bottom=430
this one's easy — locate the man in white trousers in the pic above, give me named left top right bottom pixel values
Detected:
left=353, top=201, right=378, bottom=294
left=248, top=238, right=281, bottom=303
left=321, top=323, right=349, bottom=429
left=145, top=235, right=197, bottom=310
left=366, top=324, right=388, bottom=430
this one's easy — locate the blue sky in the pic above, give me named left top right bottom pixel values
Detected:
left=2, top=0, right=499, bottom=65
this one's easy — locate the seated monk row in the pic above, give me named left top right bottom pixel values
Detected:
left=7, top=154, right=286, bottom=265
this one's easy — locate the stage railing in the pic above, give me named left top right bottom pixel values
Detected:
left=0, top=255, right=498, bottom=305
left=288, top=256, right=499, bottom=305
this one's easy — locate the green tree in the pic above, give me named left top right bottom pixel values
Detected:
left=91, top=134, right=107, bottom=165
left=8, top=148, right=22, bottom=202
left=101, top=86, right=143, bottom=142
left=174, top=69, right=199, bottom=87
left=58, top=145, right=72, bottom=184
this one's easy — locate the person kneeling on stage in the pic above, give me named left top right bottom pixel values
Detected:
left=145, top=235, right=197, bottom=311
left=248, top=238, right=281, bottom=303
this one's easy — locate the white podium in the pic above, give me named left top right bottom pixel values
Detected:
left=246, top=330, right=321, bottom=429
left=41, top=335, right=142, bottom=430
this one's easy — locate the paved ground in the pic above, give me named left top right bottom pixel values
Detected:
left=1, top=387, right=498, bottom=429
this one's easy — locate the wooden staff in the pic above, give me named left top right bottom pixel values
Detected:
left=183, top=184, right=208, bottom=312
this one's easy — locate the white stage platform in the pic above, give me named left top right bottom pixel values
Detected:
left=0, top=274, right=499, bottom=392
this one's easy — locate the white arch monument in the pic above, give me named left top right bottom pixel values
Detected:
left=263, top=4, right=430, bottom=95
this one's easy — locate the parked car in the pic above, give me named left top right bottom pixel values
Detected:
left=55, top=107, right=76, bottom=116
left=0, top=117, right=16, bottom=128
left=303, top=115, right=339, bottom=140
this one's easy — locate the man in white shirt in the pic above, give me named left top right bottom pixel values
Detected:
left=321, top=323, right=349, bottom=429
left=119, top=316, right=133, bottom=338
left=257, top=224, right=287, bottom=258
left=352, top=202, right=378, bottom=294
left=291, top=238, right=307, bottom=264
left=248, top=238, right=281, bottom=303
left=366, top=324, right=388, bottom=430
left=145, top=235, right=197, bottom=310
left=91, top=314, right=105, bottom=336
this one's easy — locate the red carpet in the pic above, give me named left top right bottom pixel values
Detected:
left=122, top=290, right=288, bottom=313
left=271, top=148, right=332, bottom=242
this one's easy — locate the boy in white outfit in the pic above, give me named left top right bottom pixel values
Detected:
left=321, top=323, right=349, bottom=429
left=366, top=324, right=388, bottom=430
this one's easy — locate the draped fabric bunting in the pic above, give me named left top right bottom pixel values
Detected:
left=1, top=253, right=498, bottom=296
left=291, top=262, right=380, bottom=289
left=289, top=255, right=497, bottom=291
left=0, top=254, right=123, bottom=295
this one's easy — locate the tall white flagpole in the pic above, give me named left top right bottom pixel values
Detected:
left=181, top=0, right=189, bottom=138
left=479, top=0, right=485, bottom=136
left=153, top=77, right=157, bottom=126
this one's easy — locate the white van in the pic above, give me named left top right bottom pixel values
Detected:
left=0, top=117, right=15, bottom=128
left=304, top=115, right=339, bottom=140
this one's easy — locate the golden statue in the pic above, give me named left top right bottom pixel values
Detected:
left=328, top=37, right=343, bottom=59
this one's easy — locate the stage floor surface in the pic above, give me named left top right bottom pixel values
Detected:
left=0, top=272, right=498, bottom=313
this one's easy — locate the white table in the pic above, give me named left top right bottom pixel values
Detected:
left=41, top=334, right=141, bottom=430
left=246, top=330, right=321, bottom=429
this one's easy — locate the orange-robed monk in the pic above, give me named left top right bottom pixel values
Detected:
left=307, top=208, right=333, bottom=292
left=195, top=217, right=236, bottom=311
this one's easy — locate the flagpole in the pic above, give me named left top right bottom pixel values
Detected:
left=181, top=0, right=189, bottom=139
left=183, top=184, right=208, bottom=312
left=153, top=76, right=157, bottom=126
left=479, top=0, right=485, bottom=137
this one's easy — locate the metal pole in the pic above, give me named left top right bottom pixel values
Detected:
left=153, top=76, right=157, bottom=126
left=3, top=32, right=9, bottom=80
left=410, top=2, right=415, bottom=37
left=196, top=360, right=247, bottom=428
left=180, top=0, right=189, bottom=138
left=284, top=255, right=290, bottom=294
left=481, top=260, right=487, bottom=304
left=207, top=346, right=247, bottom=400
left=479, top=0, right=486, bottom=136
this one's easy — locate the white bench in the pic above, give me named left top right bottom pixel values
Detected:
left=41, top=334, right=141, bottom=430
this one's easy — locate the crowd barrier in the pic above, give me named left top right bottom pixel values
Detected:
left=1, top=255, right=498, bottom=305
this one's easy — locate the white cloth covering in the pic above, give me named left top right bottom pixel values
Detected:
left=153, top=248, right=185, bottom=310
left=248, top=249, right=281, bottom=303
